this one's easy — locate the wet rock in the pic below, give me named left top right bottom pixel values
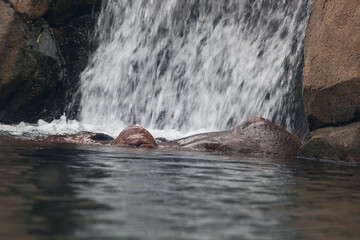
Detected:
left=45, top=0, right=102, bottom=26
left=300, top=122, right=360, bottom=162
left=9, top=0, right=48, bottom=19
left=163, top=118, right=302, bottom=158
left=56, top=14, right=98, bottom=118
left=111, top=126, right=157, bottom=148
left=0, top=0, right=101, bottom=123
left=303, top=0, right=360, bottom=130
left=0, top=19, right=66, bottom=123
left=38, top=131, right=113, bottom=144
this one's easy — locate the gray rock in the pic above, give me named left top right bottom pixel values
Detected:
left=300, top=122, right=360, bottom=162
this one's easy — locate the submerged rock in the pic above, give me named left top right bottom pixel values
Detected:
left=33, top=118, right=301, bottom=158
left=38, top=131, right=113, bottom=145
left=111, top=126, right=157, bottom=148
left=157, top=118, right=302, bottom=158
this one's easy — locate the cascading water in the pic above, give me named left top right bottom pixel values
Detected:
left=79, top=0, right=312, bottom=136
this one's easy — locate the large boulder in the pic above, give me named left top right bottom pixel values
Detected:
left=300, top=122, right=360, bottom=162
left=301, top=0, right=360, bottom=161
left=302, top=0, right=360, bottom=130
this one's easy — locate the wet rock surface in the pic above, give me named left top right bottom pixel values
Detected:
left=0, top=19, right=65, bottom=123
left=35, top=118, right=302, bottom=158
left=0, top=0, right=101, bottom=124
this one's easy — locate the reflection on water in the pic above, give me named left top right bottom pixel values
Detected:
left=0, top=140, right=359, bottom=240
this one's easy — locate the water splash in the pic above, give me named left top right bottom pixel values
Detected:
left=79, top=0, right=312, bottom=135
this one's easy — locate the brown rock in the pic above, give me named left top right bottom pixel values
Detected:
left=9, top=0, right=48, bottom=19
left=300, top=121, right=360, bottom=162
left=302, top=0, right=360, bottom=129
left=0, top=1, right=24, bottom=86
left=111, top=126, right=157, bottom=148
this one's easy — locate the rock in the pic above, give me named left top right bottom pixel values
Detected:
left=0, top=19, right=66, bottom=123
left=25, top=118, right=302, bottom=158
left=160, top=118, right=302, bottom=158
left=0, top=1, right=24, bottom=87
left=9, top=0, right=48, bottom=19
left=112, top=118, right=302, bottom=158
left=45, top=0, right=102, bottom=26
left=300, top=122, right=360, bottom=162
left=111, top=126, right=157, bottom=148
left=302, top=0, right=360, bottom=130
left=56, top=14, right=98, bottom=118
left=37, top=131, right=113, bottom=144
left=0, top=0, right=101, bottom=124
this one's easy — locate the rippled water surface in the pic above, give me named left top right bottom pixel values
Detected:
left=1, top=140, right=360, bottom=240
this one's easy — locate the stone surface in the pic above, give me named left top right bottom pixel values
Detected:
left=9, top=0, right=48, bottom=19
left=45, top=0, right=101, bottom=26
left=302, top=0, right=360, bottom=130
left=0, top=1, right=24, bottom=86
left=0, top=19, right=66, bottom=123
left=111, top=126, right=157, bottom=148
left=56, top=14, right=98, bottom=118
left=0, top=0, right=101, bottom=124
left=300, top=121, right=360, bottom=162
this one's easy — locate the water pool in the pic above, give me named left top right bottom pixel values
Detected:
left=1, top=140, right=359, bottom=240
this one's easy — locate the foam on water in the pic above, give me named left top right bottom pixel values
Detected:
left=0, top=115, right=207, bottom=140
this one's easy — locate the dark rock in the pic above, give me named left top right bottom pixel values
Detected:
left=0, top=0, right=102, bottom=124
left=45, top=0, right=102, bottom=26
left=56, top=14, right=98, bottom=118
left=0, top=19, right=66, bottom=123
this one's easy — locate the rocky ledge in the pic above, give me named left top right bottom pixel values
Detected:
left=301, top=0, right=360, bottom=162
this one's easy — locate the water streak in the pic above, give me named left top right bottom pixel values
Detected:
left=79, top=0, right=312, bottom=135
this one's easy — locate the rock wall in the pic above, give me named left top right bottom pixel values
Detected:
left=301, top=0, right=360, bottom=161
left=0, top=0, right=101, bottom=124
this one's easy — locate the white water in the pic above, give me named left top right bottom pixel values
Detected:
left=79, top=0, right=312, bottom=134
left=0, top=0, right=312, bottom=139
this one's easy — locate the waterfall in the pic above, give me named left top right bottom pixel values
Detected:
left=79, top=0, right=312, bottom=135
